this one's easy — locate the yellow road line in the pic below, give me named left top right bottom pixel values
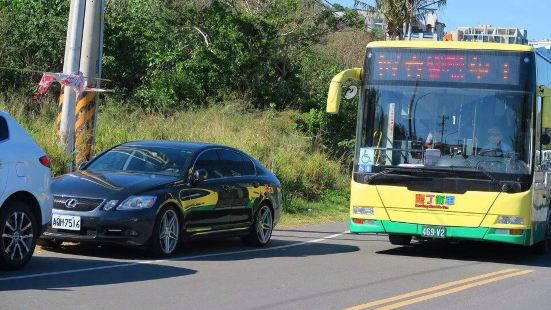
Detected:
left=376, top=269, right=534, bottom=310
left=343, top=268, right=522, bottom=310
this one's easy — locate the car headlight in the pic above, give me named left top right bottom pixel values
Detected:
left=496, top=215, right=523, bottom=225
left=103, top=200, right=119, bottom=211
left=353, top=206, right=374, bottom=215
left=116, top=196, right=157, bottom=210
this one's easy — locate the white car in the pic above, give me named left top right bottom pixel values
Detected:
left=0, top=112, right=52, bottom=270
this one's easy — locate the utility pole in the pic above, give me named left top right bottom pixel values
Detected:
left=60, top=0, right=85, bottom=160
left=59, top=0, right=105, bottom=169
left=440, top=115, right=449, bottom=146
left=75, top=0, right=104, bottom=165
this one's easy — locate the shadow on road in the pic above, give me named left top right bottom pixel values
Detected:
left=376, top=240, right=551, bottom=267
left=271, top=234, right=381, bottom=242
left=0, top=255, right=196, bottom=292
left=179, top=238, right=360, bottom=262
left=39, top=237, right=359, bottom=262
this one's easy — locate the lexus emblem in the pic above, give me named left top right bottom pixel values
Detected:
left=65, top=199, right=78, bottom=209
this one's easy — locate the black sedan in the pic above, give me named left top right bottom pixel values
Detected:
left=42, top=141, right=282, bottom=255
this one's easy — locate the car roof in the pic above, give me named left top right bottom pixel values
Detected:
left=121, top=140, right=223, bottom=152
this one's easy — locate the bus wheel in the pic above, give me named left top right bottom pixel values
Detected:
left=388, top=234, right=412, bottom=245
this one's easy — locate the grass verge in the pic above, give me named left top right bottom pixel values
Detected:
left=1, top=95, right=351, bottom=225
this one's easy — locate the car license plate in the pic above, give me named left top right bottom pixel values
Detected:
left=421, top=226, right=446, bottom=238
left=51, top=214, right=81, bottom=231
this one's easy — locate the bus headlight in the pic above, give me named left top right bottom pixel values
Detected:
left=353, top=206, right=374, bottom=215
left=496, top=216, right=523, bottom=225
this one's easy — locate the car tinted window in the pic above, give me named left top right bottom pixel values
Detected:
left=87, top=146, right=191, bottom=176
left=194, top=149, right=224, bottom=179
left=90, top=148, right=132, bottom=171
left=0, top=116, right=8, bottom=142
left=219, top=149, right=255, bottom=177
left=126, top=150, right=163, bottom=172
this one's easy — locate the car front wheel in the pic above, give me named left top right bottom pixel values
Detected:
left=0, top=201, right=38, bottom=270
left=243, top=204, right=273, bottom=246
left=149, top=206, right=180, bottom=256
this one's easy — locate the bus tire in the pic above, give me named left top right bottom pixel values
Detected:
left=388, top=234, right=412, bottom=245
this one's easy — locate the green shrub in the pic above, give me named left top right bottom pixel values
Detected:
left=0, top=96, right=349, bottom=209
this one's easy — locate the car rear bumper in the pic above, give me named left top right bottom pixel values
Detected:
left=349, top=219, right=531, bottom=246
left=42, top=208, right=157, bottom=246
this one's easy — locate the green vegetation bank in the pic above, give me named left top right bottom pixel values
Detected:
left=0, top=0, right=379, bottom=224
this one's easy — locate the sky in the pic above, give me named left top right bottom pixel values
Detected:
left=334, top=0, right=550, bottom=40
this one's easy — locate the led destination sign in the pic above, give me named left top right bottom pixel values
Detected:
left=370, top=50, right=523, bottom=85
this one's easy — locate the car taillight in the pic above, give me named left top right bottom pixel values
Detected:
left=39, top=156, right=51, bottom=168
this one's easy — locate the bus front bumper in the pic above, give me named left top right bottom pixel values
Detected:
left=350, top=219, right=531, bottom=246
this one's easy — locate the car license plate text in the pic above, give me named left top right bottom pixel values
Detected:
left=52, top=214, right=81, bottom=231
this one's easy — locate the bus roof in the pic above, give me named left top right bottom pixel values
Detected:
left=366, top=41, right=533, bottom=52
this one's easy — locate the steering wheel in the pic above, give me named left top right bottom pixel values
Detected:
left=478, top=148, right=504, bottom=157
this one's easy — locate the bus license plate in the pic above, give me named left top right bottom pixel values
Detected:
left=52, top=214, right=81, bottom=231
left=421, top=226, right=446, bottom=238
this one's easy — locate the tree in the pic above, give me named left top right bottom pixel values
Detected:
left=353, top=0, right=446, bottom=40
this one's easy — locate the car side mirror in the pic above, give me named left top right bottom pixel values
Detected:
left=191, top=169, right=208, bottom=184
left=78, top=161, right=88, bottom=170
left=541, top=134, right=551, bottom=146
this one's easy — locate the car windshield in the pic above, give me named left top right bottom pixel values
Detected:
left=86, top=145, right=193, bottom=176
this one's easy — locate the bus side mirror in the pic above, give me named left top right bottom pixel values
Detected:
left=327, top=68, right=362, bottom=114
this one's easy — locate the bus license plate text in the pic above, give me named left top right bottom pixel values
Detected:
left=422, top=226, right=446, bottom=238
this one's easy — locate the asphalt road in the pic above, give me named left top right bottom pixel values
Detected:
left=1, top=222, right=550, bottom=310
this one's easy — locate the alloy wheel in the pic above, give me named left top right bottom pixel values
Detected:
left=2, top=211, right=34, bottom=261
left=256, top=206, right=273, bottom=244
left=159, top=209, right=179, bottom=254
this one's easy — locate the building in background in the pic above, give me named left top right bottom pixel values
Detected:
left=408, top=11, right=446, bottom=41
left=448, top=25, right=528, bottom=44
left=353, top=9, right=445, bottom=41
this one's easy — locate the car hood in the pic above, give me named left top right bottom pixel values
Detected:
left=52, top=170, right=181, bottom=199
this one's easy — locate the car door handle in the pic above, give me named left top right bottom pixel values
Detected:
left=222, top=185, right=231, bottom=192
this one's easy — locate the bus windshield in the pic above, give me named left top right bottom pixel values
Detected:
left=357, top=49, right=535, bottom=176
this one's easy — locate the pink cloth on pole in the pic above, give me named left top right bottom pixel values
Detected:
left=33, top=72, right=86, bottom=98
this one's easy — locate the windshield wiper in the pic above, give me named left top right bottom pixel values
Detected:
left=365, top=168, right=395, bottom=184
left=459, top=156, right=501, bottom=190
left=364, top=167, right=454, bottom=184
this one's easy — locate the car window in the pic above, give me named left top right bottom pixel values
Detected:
left=194, top=149, right=224, bottom=179
left=125, top=150, right=163, bottom=172
left=87, top=146, right=191, bottom=176
left=219, top=149, right=255, bottom=177
left=91, top=149, right=132, bottom=171
left=0, top=116, right=9, bottom=142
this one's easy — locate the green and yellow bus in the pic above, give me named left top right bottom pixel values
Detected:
left=327, top=41, right=551, bottom=252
